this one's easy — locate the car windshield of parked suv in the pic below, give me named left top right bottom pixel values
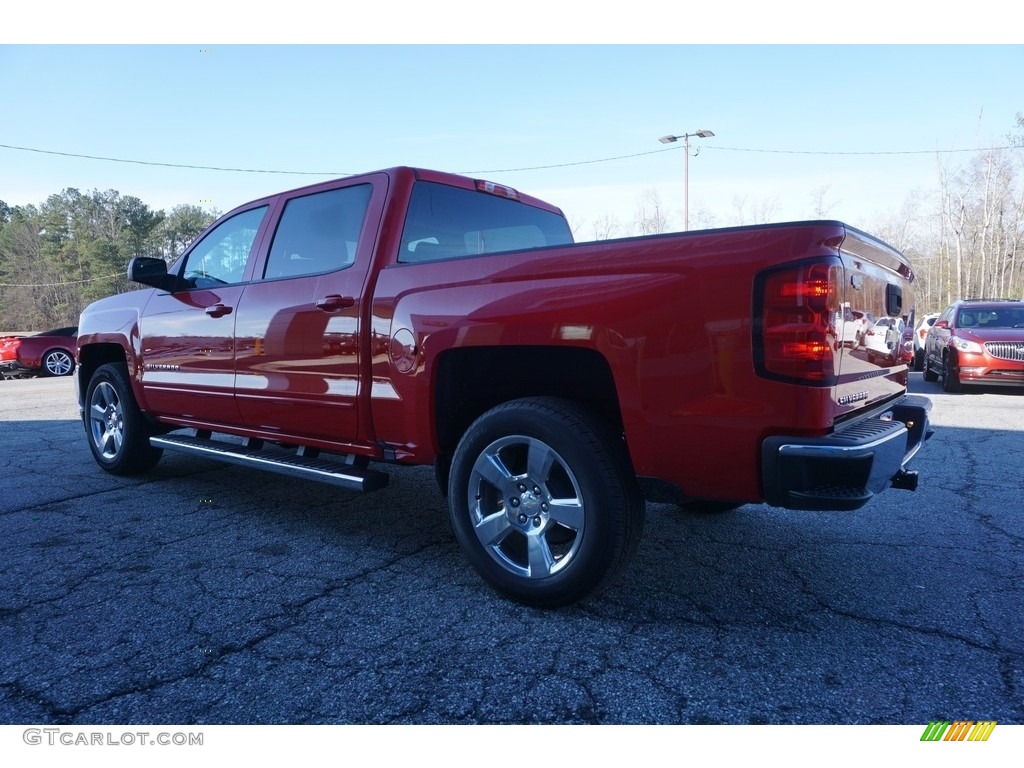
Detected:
left=957, top=307, right=1024, bottom=329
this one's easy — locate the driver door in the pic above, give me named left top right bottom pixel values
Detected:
left=138, top=204, right=273, bottom=428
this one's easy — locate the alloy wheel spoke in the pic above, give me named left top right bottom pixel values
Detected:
left=474, top=511, right=512, bottom=547
left=526, top=534, right=555, bottom=578
left=547, top=499, right=585, bottom=531
left=526, top=439, right=557, bottom=485
left=101, top=429, right=115, bottom=455
left=475, top=451, right=515, bottom=493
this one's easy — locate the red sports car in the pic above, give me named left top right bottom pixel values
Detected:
left=0, top=326, right=78, bottom=379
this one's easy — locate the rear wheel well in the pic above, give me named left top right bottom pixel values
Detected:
left=433, top=346, right=625, bottom=492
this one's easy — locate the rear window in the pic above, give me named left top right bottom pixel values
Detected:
left=398, top=181, right=573, bottom=264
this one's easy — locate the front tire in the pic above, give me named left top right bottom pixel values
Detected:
left=448, top=397, right=644, bottom=607
left=84, top=363, right=163, bottom=474
left=923, top=355, right=938, bottom=382
left=42, top=349, right=75, bottom=377
left=942, top=352, right=962, bottom=392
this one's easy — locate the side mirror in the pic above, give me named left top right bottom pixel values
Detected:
left=128, top=257, right=177, bottom=291
left=934, top=320, right=949, bottom=329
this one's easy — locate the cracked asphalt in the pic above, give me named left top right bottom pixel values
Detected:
left=0, top=375, right=1021, bottom=724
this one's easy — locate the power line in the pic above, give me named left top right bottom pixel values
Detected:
left=2, top=140, right=1019, bottom=179
left=462, top=147, right=677, bottom=174
left=710, top=145, right=1018, bottom=156
left=0, top=273, right=122, bottom=288
left=0, top=143, right=352, bottom=176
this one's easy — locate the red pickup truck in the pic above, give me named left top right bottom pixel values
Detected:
left=76, top=167, right=932, bottom=606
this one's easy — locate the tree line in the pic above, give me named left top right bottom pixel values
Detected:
left=0, top=191, right=217, bottom=331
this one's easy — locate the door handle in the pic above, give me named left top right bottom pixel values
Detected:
left=205, top=303, right=233, bottom=318
left=315, top=294, right=355, bottom=312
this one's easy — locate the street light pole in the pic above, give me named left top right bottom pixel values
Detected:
left=658, top=129, right=715, bottom=231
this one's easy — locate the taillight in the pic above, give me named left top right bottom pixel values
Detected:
left=754, top=259, right=841, bottom=385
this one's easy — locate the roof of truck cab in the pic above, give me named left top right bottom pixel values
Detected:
left=221, top=166, right=564, bottom=218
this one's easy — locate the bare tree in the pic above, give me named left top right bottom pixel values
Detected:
left=590, top=214, right=621, bottom=241
left=809, top=185, right=838, bottom=219
left=689, top=204, right=719, bottom=231
left=730, top=194, right=779, bottom=226
left=633, top=189, right=673, bottom=235
left=932, top=137, right=1024, bottom=307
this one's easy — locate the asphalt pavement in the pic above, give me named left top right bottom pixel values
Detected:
left=0, top=374, right=1021, bottom=724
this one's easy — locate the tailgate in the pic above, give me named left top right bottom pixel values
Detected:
left=833, top=226, right=915, bottom=423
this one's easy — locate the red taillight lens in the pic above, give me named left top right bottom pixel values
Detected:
left=778, top=278, right=831, bottom=300
left=755, top=259, right=840, bottom=385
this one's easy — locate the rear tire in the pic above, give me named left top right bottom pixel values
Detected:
left=922, top=355, right=938, bottom=382
left=448, top=397, right=644, bottom=607
left=84, top=363, right=163, bottom=474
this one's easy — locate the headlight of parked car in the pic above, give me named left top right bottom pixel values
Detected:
left=953, top=339, right=983, bottom=354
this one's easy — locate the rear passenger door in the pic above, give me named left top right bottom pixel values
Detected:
left=232, top=176, right=386, bottom=447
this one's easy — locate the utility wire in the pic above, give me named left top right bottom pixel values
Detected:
left=0, top=143, right=351, bottom=176
left=709, top=145, right=1018, bottom=156
left=0, top=273, right=122, bottom=287
left=1, top=141, right=1019, bottom=178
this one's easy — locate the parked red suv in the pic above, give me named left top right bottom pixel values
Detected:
left=923, top=300, right=1024, bottom=391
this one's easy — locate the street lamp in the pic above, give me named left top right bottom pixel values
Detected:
left=658, top=129, right=715, bottom=231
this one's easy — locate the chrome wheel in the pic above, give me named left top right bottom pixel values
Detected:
left=89, top=380, right=124, bottom=460
left=449, top=397, right=644, bottom=607
left=469, top=435, right=585, bottom=580
left=43, top=349, right=74, bottom=376
left=83, top=363, right=163, bottom=474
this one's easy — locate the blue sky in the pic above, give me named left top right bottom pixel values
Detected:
left=1, top=40, right=1021, bottom=238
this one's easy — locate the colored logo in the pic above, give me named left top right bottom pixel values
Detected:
left=920, top=721, right=996, bottom=741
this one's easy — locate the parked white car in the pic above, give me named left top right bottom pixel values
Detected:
left=863, top=316, right=906, bottom=361
left=913, top=313, right=939, bottom=371
left=835, top=306, right=873, bottom=347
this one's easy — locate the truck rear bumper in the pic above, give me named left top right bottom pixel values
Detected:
left=761, top=394, right=932, bottom=511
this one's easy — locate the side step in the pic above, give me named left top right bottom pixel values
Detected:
left=150, top=433, right=390, bottom=492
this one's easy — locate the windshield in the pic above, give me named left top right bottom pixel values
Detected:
left=957, top=307, right=1024, bottom=329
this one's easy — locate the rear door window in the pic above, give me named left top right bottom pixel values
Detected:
left=263, top=185, right=373, bottom=280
